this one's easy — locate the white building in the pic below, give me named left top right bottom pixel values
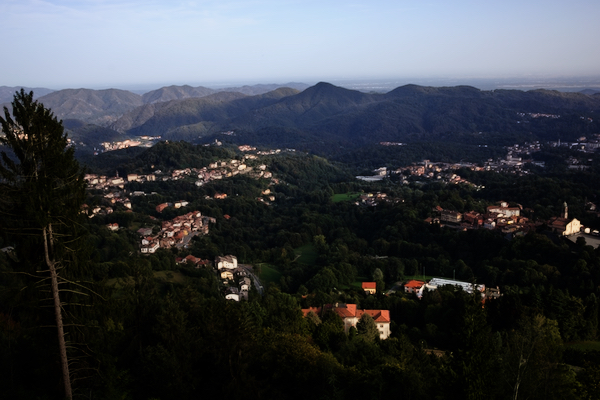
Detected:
left=418, top=278, right=485, bottom=298
left=216, top=255, right=238, bottom=270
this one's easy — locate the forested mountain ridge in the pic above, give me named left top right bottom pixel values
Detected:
left=141, top=84, right=217, bottom=104
left=37, top=88, right=144, bottom=125
left=123, top=82, right=600, bottom=151
left=121, top=88, right=301, bottom=138
left=17, top=84, right=308, bottom=127
left=7, top=82, right=600, bottom=160
left=141, top=82, right=309, bottom=104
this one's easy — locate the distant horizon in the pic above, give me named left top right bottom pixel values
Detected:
left=3, top=74, right=600, bottom=95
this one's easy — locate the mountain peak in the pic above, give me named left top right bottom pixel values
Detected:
left=297, top=82, right=368, bottom=103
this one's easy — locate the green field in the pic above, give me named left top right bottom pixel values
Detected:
left=294, top=243, right=318, bottom=265
left=154, top=270, right=186, bottom=284
left=565, top=341, right=600, bottom=351
left=348, top=281, right=364, bottom=289
left=258, top=263, right=283, bottom=285
left=331, top=193, right=360, bottom=203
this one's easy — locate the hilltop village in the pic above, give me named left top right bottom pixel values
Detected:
left=83, top=145, right=281, bottom=218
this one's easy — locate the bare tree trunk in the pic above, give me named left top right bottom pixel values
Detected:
left=44, top=226, right=72, bottom=400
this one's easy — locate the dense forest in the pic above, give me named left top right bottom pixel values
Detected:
left=2, top=91, right=600, bottom=399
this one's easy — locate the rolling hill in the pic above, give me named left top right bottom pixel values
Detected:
left=0, top=86, right=55, bottom=103
left=141, top=85, right=216, bottom=104
left=117, top=87, right=301, bottom=139
left=37, top=88, right=144, bottom=125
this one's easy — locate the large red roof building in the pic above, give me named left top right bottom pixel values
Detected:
left=302, top=303, right=391, bottom=339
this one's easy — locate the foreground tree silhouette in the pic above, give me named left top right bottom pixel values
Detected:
left=0, top=89, right=86, bottom=400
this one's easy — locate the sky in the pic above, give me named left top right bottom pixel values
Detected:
left=1, top=0, right=599, bottom=90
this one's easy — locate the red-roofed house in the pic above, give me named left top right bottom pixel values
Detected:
left=174, top=231, right=186, bottom=241
left=404, top=280, right=425, bottom=294
left=302, top=303, right=391, bottom=339
left=156, top=203, right=168, bottom=213
left=176, top=255, right=211, bottom=268
left=362, top=282, right=377, bottom=294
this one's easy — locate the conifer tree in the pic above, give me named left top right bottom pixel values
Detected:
left=0, top=89, right=86, bottom=400
left=357, top=312, right=379, bottom=341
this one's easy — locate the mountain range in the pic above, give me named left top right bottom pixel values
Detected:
left=3, top=82, right=600, bottom=157
left=0, top=83, right=309, bottom=123
left=117, top=82, right=600, bottom=150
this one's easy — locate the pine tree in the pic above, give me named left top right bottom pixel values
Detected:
left=357, top=312, right=379, bottom=341
left=0, top=89, right=86, bottom=400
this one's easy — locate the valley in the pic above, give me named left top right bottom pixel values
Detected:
left=1, top=83, right=600, bottom=399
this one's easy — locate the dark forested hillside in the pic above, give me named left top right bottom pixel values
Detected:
left=122, top=88, right=300, bottom=139
left=10, top=82, right=600, bottom=161
left=115, top=82, right=600, bottom=155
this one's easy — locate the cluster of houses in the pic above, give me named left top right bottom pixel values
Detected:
left=85, top=150, right=275, bottom=193
left=516, top=112, right=560, bottom=120
left=215, top=255, right=253, bottom=301
left=550, top=134, right=600, bottom=154
left=85, top=172, right=158, bottom=191
left=397, top=161, right=485, bottom=179
left=431, top=201, right=582, bottom=238
left=355, top=192, right=403, bottom=207
left=360, top=162, right=484, bottom=187
left=82, top=191, right=132, bottom=218
left=238, top=145, right=256, bottom=152
left=101, top=139, right=142, bottom=152
left=257, top=189, right=277, bottom=205
left=255, top=148, right=297, bottom=155
left=485, top=137, right=600, bottom=173
left=131, top=156, right=274, bottom=187
left=379, top=141, right=406, bottom=146
left=194, top=158, right=272, bottom=187
left=83, top=150, right=281, bottom=215
left=372, top=137, right=595, bottom=184
left=83, top=173, right=156, bottom=217
left=431, top=201, right=535, bottom=235
left=96, top=137, right=160, bottom=155
left=137, top=211, right=216, bottom=253
left=155, top=200, right=190, bottom=213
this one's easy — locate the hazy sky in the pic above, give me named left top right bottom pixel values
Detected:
left=1, top=0, right=599, bottom=89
